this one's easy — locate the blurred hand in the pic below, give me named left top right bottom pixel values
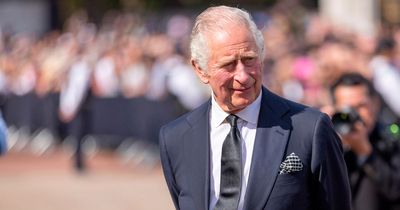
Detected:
left=341, top=121, right=372, bottom=157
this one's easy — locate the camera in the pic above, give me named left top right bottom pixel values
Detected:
left=331, top=107, right=361, bottom=136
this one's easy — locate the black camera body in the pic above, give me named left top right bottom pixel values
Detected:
left=331, top=107, right=361, bottom=136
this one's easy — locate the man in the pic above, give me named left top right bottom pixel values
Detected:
left=159, top=6, right=351, bottom=210
left=330, top=73, right=400, bottom=210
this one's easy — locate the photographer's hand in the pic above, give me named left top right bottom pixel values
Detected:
left=341, top=121, right=372, bottom=157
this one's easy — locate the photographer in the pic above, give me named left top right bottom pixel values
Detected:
left=329, top=72, right=400, bottom=210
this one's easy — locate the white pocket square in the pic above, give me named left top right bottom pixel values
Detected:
left=279, top=153, right=303, bottom=174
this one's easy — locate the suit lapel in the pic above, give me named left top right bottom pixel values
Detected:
left=184, top=101, right=211, bottom=210
left=243, top=88, right=291, bottom=210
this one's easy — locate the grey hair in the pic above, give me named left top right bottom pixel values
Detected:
left=190, top=6, right=265, bottom=71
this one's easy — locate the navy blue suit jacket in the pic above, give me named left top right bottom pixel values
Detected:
left=159, top=87, right=352, bottom=210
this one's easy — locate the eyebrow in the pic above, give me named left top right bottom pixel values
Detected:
left=216, top=52, right=258, bottom=67
left=217, top=56, right=237, bottom=67
left=240, top=51, right=258, bottom=58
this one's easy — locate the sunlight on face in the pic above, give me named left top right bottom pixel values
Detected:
left=200, top=25, right=263, bottom=113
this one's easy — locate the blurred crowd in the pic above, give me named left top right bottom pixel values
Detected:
left=261, top=5, right=400, bottom=119
left=0, top=10, right=209, bottom=113
left=0, top=10, right=210, bottom=159
left=1, top=3, right=400, bottom=156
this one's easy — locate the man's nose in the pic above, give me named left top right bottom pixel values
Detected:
left=234, top=61, right=250, bottom=83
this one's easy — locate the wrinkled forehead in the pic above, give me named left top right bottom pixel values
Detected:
left=208, top=28, right=256, bottom=51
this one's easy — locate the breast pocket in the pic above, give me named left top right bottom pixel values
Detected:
left=275, top=173, right=299, bottom=185
left=269, top=172, right=304, bottom=198
left=265, top=173, right=310, bottom=210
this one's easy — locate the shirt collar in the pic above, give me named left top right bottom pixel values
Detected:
left=211, top=91, right=262, bottom=128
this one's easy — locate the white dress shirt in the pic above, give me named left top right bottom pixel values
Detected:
left=209, top=92, right=262, bottom=210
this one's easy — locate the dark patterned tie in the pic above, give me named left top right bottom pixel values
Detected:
left=215, top=115, right=242, bottom=210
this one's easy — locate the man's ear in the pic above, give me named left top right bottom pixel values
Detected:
left=191, top=59, right=210, bottom=84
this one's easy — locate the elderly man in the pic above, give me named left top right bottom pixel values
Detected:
left=159, top=6, right=351, bottom=210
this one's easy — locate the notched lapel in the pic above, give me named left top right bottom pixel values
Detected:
left=242, top=88, right=291, bottom=210
left=183, top=102, right=211, bottom=210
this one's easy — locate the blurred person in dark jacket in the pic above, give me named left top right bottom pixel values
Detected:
left=329, top=72, right=400, bottom=210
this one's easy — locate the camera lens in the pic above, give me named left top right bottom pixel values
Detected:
left=331, top=108, right=360, bottom=135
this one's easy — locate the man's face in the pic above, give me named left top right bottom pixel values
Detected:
left=333, top=85, right=378, bottom=133
left=193, top=25, right=263, bottom=113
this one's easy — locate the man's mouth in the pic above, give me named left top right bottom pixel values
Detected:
left=233, top=87, right=251, bottom=91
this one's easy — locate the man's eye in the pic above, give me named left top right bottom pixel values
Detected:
left=222, top=61, right=236, bottom=69
left=243, top=57, right=257, bottom=66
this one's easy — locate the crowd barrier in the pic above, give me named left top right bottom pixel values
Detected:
left=0, top=92, right=187, bottom=150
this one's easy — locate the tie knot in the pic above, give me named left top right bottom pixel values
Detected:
left=226, top=114, right=238, bottom=127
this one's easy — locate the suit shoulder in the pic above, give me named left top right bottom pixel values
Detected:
left=281, top=98, right=337, bottom=146
left=271, top=91, right=324, bottom=119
